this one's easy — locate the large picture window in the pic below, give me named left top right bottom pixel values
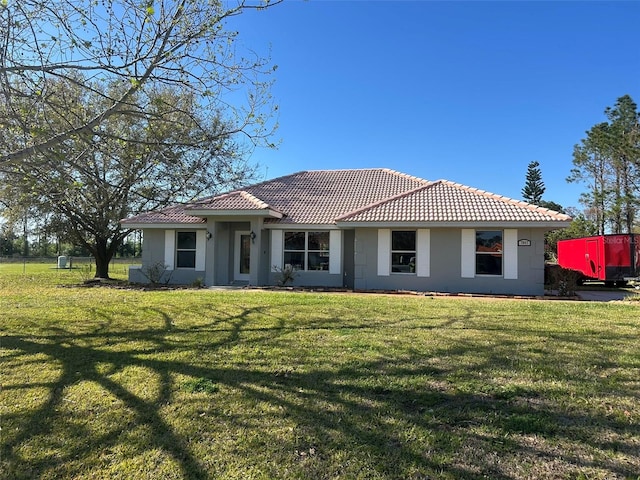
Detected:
left=176, top=231, right=197, bottom=268
left=284, top=231, right=330, bottom=271
left=476, top=230, right=502, bottom=275
left=391, top=231, right=416, bottom=273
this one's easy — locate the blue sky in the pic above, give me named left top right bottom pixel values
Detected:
left=236, top=0, right=639, bottom=211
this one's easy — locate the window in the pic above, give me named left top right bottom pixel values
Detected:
left=476, top=230, right=502, bottom=275
left=391, top=231, right=416, bottom=273
left=176, top=231, right=197, bottom=268
left=284, top=231, right=330, bottom=271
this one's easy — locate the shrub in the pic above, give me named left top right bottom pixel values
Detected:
left=140, top=262, right=171, bottom=285
left=548, top=265, right=581, bottom=297
left=273, top=264, right=297, bottom=286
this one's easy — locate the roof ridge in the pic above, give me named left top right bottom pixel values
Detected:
left=336, top=180, right=441, bottom=221
left=237, top=190, right=269, bottom=209
left=185, top=189, right=284, bottom=214
left=290, top=167, right=387, bottom=173
left=254, top=167, right=429, bottom=178
left=186, top=190, right=237, bottom=209
left=237, top=190, right=284, bottom=214
left=438, top=179, right=572, bottom=220
left=222, top=168, right=429, bottom=194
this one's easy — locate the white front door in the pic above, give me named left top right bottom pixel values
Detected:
left=234, top=231, right=251, bottom=282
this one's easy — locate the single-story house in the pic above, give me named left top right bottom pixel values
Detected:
left=121, top=168, right=571, bottom=295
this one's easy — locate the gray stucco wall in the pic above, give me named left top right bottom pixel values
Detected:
left=128, top=229, right=165, bottom=284
left=131, top=225, right=548, bottom=295
left=130, top=221, right=257, bottom=286
left=128, top=228, right=205, bottom=285
left=353, top=227, right=547, bottom=296
left=267, top=269, right=344, bottom=288
left=210, top=221, right=256, bottom=285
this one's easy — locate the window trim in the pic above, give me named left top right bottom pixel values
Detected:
left=391, top=230, right=417, bottom=275
left=283, top=231, right=330, bottom=272
left=475, top=229, right=503, bottom=276
left=176, top=231, right=197, bottom=269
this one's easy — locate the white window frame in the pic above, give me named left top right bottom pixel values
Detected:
left=176, top=231, right=198, bottom=269
left=283, top=231, right=330, bottom=272
left=378, top=229, right=430, bottom=277
left=462, top=229, right=517, bottom=279
left=475, top=230, right=503, bottom=276
left=391, top=230, right=417, bottom=274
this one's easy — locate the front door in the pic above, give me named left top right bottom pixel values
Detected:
left=234, top=231, right=251, bottom=282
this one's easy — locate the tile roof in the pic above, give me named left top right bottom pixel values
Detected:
left=336, top=180, right=572, bottom=223
left=121, top=203, right=205, bottom=225
left=240, top=169, right=428, bottom=224
left=121, top=169, right=572, bottom=227
left=187, top=190, right=278, bottom=212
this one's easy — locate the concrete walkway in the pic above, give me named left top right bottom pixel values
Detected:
left=577, top=289, right=638, bottom=302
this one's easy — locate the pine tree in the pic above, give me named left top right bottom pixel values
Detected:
left=567, top=95, right=640, bottom=234
left=522, top=161, right=546, bottom=205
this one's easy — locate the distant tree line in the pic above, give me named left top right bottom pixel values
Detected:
left=0, top=218, right=141, bottom=259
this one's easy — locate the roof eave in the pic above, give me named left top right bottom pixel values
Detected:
left=334, top=220, right=573, bottom=229
left=120, top=222, right=207, bottom=230
left=265, top=223, right=339, bottom=230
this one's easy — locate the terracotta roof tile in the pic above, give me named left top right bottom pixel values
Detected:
left=242, top=169, right=428, bottom=224
left=337, top=180, right=572, bottom=223
left=186, top=190, right=275, bottom=211
left=120, top=204, right=205, bottom=225
left=121, top=169, right=572, bottom=227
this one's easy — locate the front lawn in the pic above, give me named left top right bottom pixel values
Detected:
left=1, top=269, right=639, bottom=479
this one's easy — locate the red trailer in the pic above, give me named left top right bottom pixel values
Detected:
left=557, top=234, right=640, bottom=286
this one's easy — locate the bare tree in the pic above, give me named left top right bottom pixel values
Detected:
left=0, top=0, right=280, bottom=166
left=0, top=0, right=280, bottom=278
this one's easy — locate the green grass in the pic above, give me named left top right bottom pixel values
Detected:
left=1, top=266, right=639, bottom=479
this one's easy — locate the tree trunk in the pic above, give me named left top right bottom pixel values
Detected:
left=92, top=237, right=118, bottom=279
left=94, top=256, right=111, bottom=279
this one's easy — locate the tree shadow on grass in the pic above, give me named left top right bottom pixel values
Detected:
left=2, top=302, right=640, bottom=479
left=3, top=335, right=205, bottom=478
left=2, top=303, right=273, bottom=479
